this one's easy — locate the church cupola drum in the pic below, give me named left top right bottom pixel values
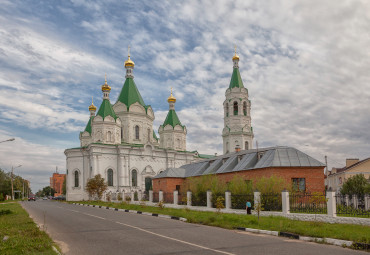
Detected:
left=222, top=48, right=254, bottom=154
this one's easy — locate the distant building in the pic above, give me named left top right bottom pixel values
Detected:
left=50, top=173, right=66, bottom=197
left=153, top=50, right=326, bottom=193
left=326, top=158, right=370, bottom=193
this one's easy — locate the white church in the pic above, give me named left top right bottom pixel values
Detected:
left=64, top=49, right=253, bottom=201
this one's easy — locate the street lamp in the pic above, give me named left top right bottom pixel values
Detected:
left=0, top=138, right=15, bottom=143
left=11, top=165, right=22, bottom=200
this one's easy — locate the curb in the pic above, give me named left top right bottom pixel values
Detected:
left=73, top=203, right=187, bottom=223
left=236, top=227, right=359, bottom=249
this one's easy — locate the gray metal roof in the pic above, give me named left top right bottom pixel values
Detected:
left=153, top=146, right=325, bottom=179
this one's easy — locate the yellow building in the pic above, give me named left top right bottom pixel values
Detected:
left=326, top=158, right=370, bottom=192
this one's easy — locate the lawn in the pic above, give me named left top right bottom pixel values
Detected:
left=0, top=202, right=59, bottom=255
left=72, top=200, right=370, bottom=244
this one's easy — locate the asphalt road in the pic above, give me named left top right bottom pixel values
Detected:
left=21, top=200, right=366, bottom=255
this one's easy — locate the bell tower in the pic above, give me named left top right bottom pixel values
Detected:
left=222, top=48, right=253, bottom=154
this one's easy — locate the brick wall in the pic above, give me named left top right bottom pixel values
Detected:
left=51, top=173, right=66, bottom=197
left=153, top=166, right=325, bottom=193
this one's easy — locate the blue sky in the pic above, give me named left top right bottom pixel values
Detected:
left=0, top=0, right=369, bottom=193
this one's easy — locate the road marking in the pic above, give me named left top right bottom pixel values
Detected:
left=114, top=221, right=235, bottom=255
left=83, top=213, right=106, bottom=220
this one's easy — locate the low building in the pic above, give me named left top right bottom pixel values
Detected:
left=50, top=173, right=66, bottom=197
left=153, top=146, right=326, bottom=193
left=326, top=158, right=370, bottom=193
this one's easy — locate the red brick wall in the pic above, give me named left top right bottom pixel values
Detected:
left=152, top=178, right=185, bottom=193
left=153, top=167, right=324, bottom=193
left=51, top=173, right=66, bottom=197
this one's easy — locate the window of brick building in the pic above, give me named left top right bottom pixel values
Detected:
left=292, top=178, right=305, bottom=192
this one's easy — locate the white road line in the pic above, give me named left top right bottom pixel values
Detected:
left=114, top=221, right=235, bottom=255
left=83, top=213, right=106, bottom=220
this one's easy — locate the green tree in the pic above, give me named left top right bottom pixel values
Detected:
left=42, top=186, right=55, bottom=197
left=341, top=174, right=370, bottom=196
left=62, top=176, right=66, bottom=195
left=86, top=174, right=108, bottom=200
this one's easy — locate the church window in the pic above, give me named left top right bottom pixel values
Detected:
left=132, top=169, right=137, bottom=187
left=107, top=131, right=112, bottom=142
left=107, top=169, right=113, bottom=186
left=121, top=127, right=123, bottom=140
left=245, top=141, right=249, bottom=150
left=147, top=129, right=150, bottom=143
left=233, top=101, right=238, bottom=115
left=135, top=125, right=140, bottom=139
left=225, top=103, right=229, bottom=117
left=145, top=177, right=152, bottom=191
left=74, top=171, right=79, bottom=187
left=243, top=102, right=247, bottom=116
left=176, top=138, right=181, bottom=148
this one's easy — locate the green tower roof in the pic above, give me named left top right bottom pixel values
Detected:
left=84, top=116, right=94, bottom=134
left=229, top=68, right=244, bottom=89
left=96, top=99, right=117, bottom=119
left=116, top=78, right=146, bottom=110
left=162, top=109, right=184, bottom=128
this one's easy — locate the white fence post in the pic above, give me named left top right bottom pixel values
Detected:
left=207, top=190, right=212, bottom=208
left=187, top=190, right=192, bottom=207
left=365, top=194, right=370, bottom=211
left=138, top=190, right=142, bottom=201
left=173, top=190, right=178, bottom=205
left=225, top=191, right=231, bottom=210
left=254, top=190, right=261, bottom=211
left=130, top=191, right=135, bottom=202
left=149, top=190, right=153, bottom=203
left=326, top=188, right=336, bottom=217
left=159, top=190, right=163, bottom=202
left=282, top=189, right=290, bottom=214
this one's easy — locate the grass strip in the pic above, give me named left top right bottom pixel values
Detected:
left=0, top=202, right=59, bottom=255
left=71, top=200, right=370, bottom=244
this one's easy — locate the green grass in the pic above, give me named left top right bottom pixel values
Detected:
left=72, top=200, right=370, bottom=244
left=0, top=202, right=59, bottom=255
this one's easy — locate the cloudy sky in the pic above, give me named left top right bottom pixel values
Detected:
left=0, top=0, right=369, bottom=193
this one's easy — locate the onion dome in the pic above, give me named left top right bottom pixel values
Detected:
left=232, top=46, right=240, bottom=61
left=124, top=45, right=135, bottom=68
left=167, top=88, right=176, bottom=103
left=101, top=74, right=111, bottom=92
left=88, top=97, right=97, bottom=111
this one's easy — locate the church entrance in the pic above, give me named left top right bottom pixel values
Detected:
left=145, top=177, right=152, bottom=191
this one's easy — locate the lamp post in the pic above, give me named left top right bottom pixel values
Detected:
left=11, top=165, right=22, bottom=200
left=0, top=138, right=15, bottom=143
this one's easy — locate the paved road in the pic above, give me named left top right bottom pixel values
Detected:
left=21, top=200, right=366, bottom=255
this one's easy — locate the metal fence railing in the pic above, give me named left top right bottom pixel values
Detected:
left=163, top=192, right=173, bottom=203
left=178, top=192, right=187, bottom=205
left=192, top=192, right=207, bottom=206
left=335, top=194, right=370, bottom=218
left=290, top=192, right=327, bottom=214
left=261, top=193, right=282, bottom=211
left=231, top=194, right=254, bottom=209
left=153, top=192, right=159, bottom=203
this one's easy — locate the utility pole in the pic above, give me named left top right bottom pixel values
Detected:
left=11, top=166, right=14, bottom=200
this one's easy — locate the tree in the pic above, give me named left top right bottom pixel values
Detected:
left=86, top=174, right=108, bottom=200
left=62, top=176, right=66, bottom=195
left=341, top=174, right=370, bottom=196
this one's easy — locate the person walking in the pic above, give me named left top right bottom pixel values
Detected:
left=246, top=201, right=252, bottom=214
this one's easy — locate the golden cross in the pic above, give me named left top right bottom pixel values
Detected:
left=105, top=73, right=107, bottom=84
left=171, top=87, right=173, bottom=95
left=234, top=45, right=237, bottom=55
left=128, top=45, right=131, bottom=58
left=92, top=96, right=94, bottom=104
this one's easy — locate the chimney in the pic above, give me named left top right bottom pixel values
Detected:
left=235, top=145, right=241, bottom=153
left=346, top=158, right=359, bottom=168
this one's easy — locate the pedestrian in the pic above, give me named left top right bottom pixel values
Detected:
left=246, top=201, right=252, bottom=214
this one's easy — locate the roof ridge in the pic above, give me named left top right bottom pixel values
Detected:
left=116, top=78, right=146, bottom=110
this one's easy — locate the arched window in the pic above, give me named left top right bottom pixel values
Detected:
left=225, top=103, right=229, bottom=117
left=245, top=141, right=249, bottom=150
left=176, top=138, right=180, bottom=148
left=74, top=171, right=79, bottom=187
left=107, top=169, right=113, bottom=186
left=233, top=101, right=238, bottom=115
left=243, top=102, right=247, bottom=116
left=147, top=129, right=151, bottom=143
left=132, top=169, right=137, bottom=187
left=226, top=142, right=229, bottom=153
left=121, top=127, right=124, bottom=140
left=135, top=125, right=139, bottom=140
left=107, top=131, right=112, bottom=142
